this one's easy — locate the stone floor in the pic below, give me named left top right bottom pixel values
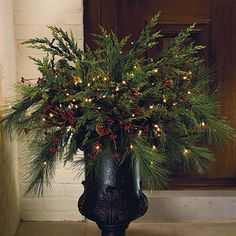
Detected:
left=16, top=220, right=236, bottom=236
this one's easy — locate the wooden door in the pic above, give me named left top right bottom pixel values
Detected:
left=84, top=0, right=236, bottom=189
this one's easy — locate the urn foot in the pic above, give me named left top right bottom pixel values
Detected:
left=99, top=224, right=128, bottom=236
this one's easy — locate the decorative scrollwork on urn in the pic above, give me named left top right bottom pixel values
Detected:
left=94, top=186, right=128, bottom=225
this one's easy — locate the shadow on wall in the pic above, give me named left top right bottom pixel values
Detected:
left=0, top=130, right=20, bottom=236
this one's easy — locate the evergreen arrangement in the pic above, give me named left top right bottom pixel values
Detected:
left=1, top=14, right=235, bottom=196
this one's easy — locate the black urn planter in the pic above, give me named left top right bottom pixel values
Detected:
left=78, top=144, right=148, bottom=236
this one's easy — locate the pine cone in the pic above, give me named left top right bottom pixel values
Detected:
left=165, top=79, right=174, bottom=90
left=130, top=88, right=140, bottom=96
left=95, top=124, right=110, bottom=136
left=131, top=105, right=145, bottom=116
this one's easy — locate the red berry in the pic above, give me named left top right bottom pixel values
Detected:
left=129, top=134, right=134, bottom=140
left=109, top=134, right=118, bottom=140
left=49, top=147, right=58, bottom=153
left=69, top=119, right=76, bottom=125
left=87, top=153, right=95, bottom=159
left=112, top=153, right=120, bottom=158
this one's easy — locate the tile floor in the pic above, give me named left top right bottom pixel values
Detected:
left=16, top=220, right=236, bottom=236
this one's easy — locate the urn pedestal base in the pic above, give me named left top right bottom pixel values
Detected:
left=78, top=145, right=148, bottom=236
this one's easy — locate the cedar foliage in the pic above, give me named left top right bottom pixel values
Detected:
left=1, top=14, right=235, bottom=196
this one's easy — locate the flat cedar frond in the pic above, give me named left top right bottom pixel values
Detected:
left=131, top=12, right=162, bottom=54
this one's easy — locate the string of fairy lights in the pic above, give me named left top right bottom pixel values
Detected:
left=20, top=61, right=207, bottom=168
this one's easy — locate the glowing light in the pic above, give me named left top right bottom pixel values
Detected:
left=49, top=113, right=53, bottom=118
left=163, top=98, right=167, bottom=103
left=130, top=144, right=133, bottom=149
left=103, top=77, right=107, bottom=81
left=74, top=77, right=82, bottom=84
left=67, top=126, right=72, bottom=132
left=201, top=122, right=206, bottom=127
left=131, top=42, right=134, bottom=45
left=138, top=130, right=142, bottom=136
left=188, top=91, right=191, bottom=95
left=115, top=87, right=119, bottom=91
left=184, top=149, right=189, bottom=154
left=154, top=69, right=159, bottom=73
left=122, top=80, right=126, bottom=84
left=87, top=83, right=91, bottom=87
left=134, top=65, right=137, bottom=69
left=98, top=107, right=101, bottom=110
left=150, top=161, right=154, bottom=165
left=66, top=93, right=70, bottom=96
left=95, top=145, right=100, bottom=150
left=102, top=95, right=106, bottom=98
left=132, top=113, right=135, bottom=117
left=182, top=76, right=188, bottom=80
left=154, top=124, right=161, bottom=132
left=149, top=105, right=154, bottom=109
left=152, top=145, right=157, bottom=150
left=88, top=98, right=92, bottom=102
left=183, top=148, right=191, bottom=157
left=173, top=102, right=177, bottom=106
left=75, top=105, right=78, bottom=108
left=42, top=118, right=46, bottom=121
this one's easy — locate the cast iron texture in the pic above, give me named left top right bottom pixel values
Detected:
left=78, top=143, right=148, bottom=236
